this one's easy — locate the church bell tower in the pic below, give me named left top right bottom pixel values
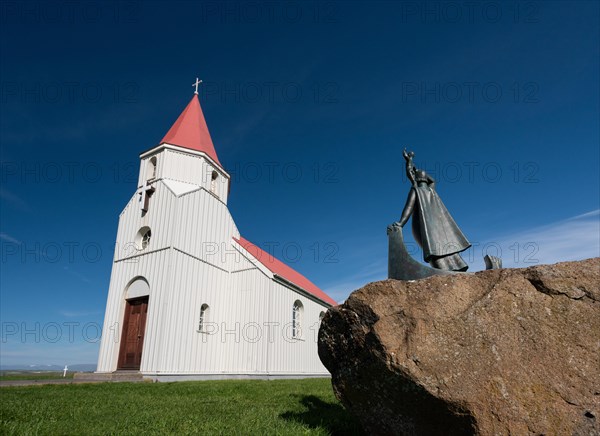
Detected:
left=136, top=79, right=230, bottom=211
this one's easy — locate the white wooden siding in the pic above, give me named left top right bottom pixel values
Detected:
left=138, top=148, right=229, bottom=204
left=97, top=146, right=330, bottom=376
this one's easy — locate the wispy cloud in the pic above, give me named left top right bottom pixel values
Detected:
left=323, top=260, right=387, bottom=304
left=0, top=343, right=100, bottom=367
left=2, top=104, right=153, bottom=144
left=63, top=266, right=92, bottom=284
left=478, top=209, right=600, bottom=270
left=0, top=232, right=21, bottom=244
left=59, top=309, right=101, bottom=318
left=0, top=187, right=29, bottom=211
left=218, top=107, right=272, bottom=151
left=322, top=210, right=600, bottom=302
left=0, top=238, right=95, bottom=272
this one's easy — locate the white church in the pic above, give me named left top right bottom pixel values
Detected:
left=96, top=82, right=336, bottom=380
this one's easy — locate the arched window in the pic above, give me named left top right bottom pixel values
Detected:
left=292, top=300, right=303, bottom=339
left=135, top=227, right=152, bottom=250
left=210, top=171, right=218, bottom=195
left=147, top=156, right=157, bottom=181
left=319, top=311, right=326, bottom=322
left=198, top=304, right=209, bottom=332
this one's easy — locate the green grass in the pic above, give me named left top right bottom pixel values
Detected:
left=0, top=378, right=362, bottom=435
left=0, top=371, right=74, bottom=381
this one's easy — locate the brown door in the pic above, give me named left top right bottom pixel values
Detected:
left=117, top=296, right=148, bottom=370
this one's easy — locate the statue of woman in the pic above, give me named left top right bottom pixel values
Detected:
left=393, top=149, right=471, bottom=271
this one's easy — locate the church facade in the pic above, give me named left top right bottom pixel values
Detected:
left=96, top=89, right=336, bottom=380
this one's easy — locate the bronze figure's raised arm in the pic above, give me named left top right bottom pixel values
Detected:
left=402, top=148, right=416, bottom=186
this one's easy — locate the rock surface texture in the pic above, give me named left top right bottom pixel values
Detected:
left=318, top=258, right=600, bottom=435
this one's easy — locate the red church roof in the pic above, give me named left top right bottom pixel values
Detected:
left=160, top=95, right=222, bottom=166
left=234, top=236, right=337, bottom=307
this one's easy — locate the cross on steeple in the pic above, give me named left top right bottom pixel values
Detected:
left=192, top=77, right=202, bottom=95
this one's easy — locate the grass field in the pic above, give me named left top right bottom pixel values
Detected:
left=0, top=371, right=74, bottom=381
left=0, top=378, right=362, bottom=435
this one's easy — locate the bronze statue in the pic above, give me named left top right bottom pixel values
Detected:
left=388, top=149, right=479, bottom=280
left=393, top=148, right=471, bottom=271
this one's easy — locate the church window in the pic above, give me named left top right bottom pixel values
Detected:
left=210, top=171, right=218, bottom=195
left=292, top=300, right=303, bottom=339
left=135, top=227, right=152, bottom=250
left=198, top=304, right=209, bottom=332
left=147, top=156, right=157, bottom=181
left=319, top=311, right=326, bottom=322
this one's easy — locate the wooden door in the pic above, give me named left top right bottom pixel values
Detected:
left=117, top=297, right=148, bottom=370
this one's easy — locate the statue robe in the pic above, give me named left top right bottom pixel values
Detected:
left=411, top=185, right=471, bottom=270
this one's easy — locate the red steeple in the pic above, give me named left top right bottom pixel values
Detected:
left=160, top=94, right=222, bottom=166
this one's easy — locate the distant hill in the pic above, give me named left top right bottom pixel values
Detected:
left=0, top=363, right=96, bottom=372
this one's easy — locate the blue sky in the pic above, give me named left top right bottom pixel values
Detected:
left=1, top=1, right=598, bottom=366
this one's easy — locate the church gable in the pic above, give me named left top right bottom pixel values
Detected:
left=233, top=237, right=336, bottom=307
left=162, top=179, right=200, bottom=197
left=231, top=238, right=275, bottom=278
left=230, top=249, right=261, bottom=273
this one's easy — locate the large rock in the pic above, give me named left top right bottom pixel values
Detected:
left=318, top=258, right=600, bottom=435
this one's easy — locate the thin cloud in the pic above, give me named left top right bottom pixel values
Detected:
left=0, top=343, right=100, bottom=367
left=59, top=309, right=101, bottom=318
left=63, top=266, right=92, bottom=284
left=2, top=104, right=153, bottom=144
left=0, top=187, right=29, bottom=211
left=568, top=209, right=600, bottom=220
left=486, top=209, right=600, bottom=270
left=322, top=210, right=600, bottom=302
left=218, top=107, right=272, bottom=151
left=323, top=261, right=387, bottom=304
left=0, top=232, right=21, bottom=244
